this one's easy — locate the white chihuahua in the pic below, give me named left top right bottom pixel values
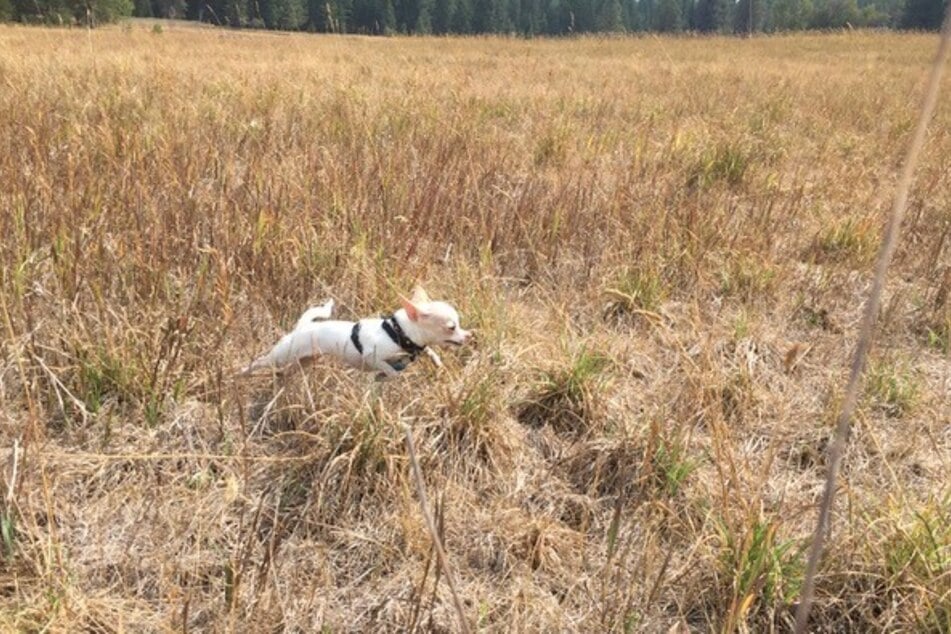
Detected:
left=241, top=286, right=471, bottom=378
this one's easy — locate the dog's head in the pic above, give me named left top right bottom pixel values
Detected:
left=400, top=286, right=472, bottom=347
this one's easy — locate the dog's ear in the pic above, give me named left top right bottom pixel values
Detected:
left=401, top=295, right=422, bottom=321
left=411, top=285, right=431, bottom=304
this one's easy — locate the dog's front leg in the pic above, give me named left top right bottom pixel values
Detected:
left=368, top=358, right=401, bottom=380
left=424, top=348, right=443, bottom=368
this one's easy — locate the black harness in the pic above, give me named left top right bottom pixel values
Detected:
left=350, top=322, right=364, bottom=354
left=349, top=315, right=425, bottom=367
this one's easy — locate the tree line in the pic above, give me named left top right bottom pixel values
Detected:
left=0, top=0, right=945, bottom=37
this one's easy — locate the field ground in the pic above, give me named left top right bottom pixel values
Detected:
left=0, top=23, right=949, bottom=632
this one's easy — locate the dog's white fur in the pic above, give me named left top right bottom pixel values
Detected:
left=240, top=286, right=471, bottom=377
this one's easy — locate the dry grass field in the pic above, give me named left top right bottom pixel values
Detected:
left=0, top=23, right=949, bottom=632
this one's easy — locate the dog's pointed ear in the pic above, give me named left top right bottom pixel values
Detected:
left=401, top=295, right=421, bottom=321
left=411, top=285, right=431, bottom=304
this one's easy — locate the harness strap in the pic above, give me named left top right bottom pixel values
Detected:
left=350, top=322, right=364, bottom=354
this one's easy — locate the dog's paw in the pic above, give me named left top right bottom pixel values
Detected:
left=385, top=358, right=411, bottom=372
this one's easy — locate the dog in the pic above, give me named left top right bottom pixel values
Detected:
left=240, top=286, right=471, bottom=378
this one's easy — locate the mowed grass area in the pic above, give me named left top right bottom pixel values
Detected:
left=1, top=23, right=950, bottom=632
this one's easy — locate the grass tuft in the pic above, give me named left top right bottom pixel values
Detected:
left=866, top=357, right=920, bottom=418
left=717, top=516, right=804, bottom=628
left=688, top=141, right=752, bottom=189
left=809, top=216, right=878, bottom=266
left=516, top=348, right=611, bottom=436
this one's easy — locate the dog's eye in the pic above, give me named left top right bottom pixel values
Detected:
left=446, top=321, right=456, bottom=331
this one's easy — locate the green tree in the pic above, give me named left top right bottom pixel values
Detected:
left=12, top=0, right=86, bottom=22
left=471, top=0, right=498, bottom=30
left=861, top=0, right=903, bottom=25
left=516, top=0, right=543, bottom=33
left=431, top=0, right=452, bottom=31
left=0, top=0, right=13, bottom=19
left=901, top=0, right=946, bottom=28
left=148, top=0, right=185, bottom=18
left=733, top=0, right=765, bottom=32
left=18, top=0, right=134, bottom=23
left=544, top=0, right=571, bottom=32
left=636, top=0, right=654, bottom=29
left=695, top=0, right=729, bottom=31
left=265, top=0, right=303, bottom=28
left=322, top=0, right=351, bottom=30
left=352, top=0, right=397, bottom=31
left=771, top=0, right=812, bottom=28
left=395, top=0, right=430, bottom=30
left=681, top=0, right=694, bottom=26
left=222, top=0, right=245, bottom=24
left=810, top=0, right=860, bottom=25
left=96, top=0, right=134, bottom=20
left=653, top=0, right=682, bottom=30
left=305, top=0, right=327, bottom=29
left=622, top=0, right=644, bottom=29
left=596, top=0, right=624, bottom=29
left=449, top=0, right=471, bottom=30
left=381, top=0, right=396, bottom=29
left=414, top=0, right=431, bottom=29
left=132, top=0, right=151, bottom=16
left=349, top=0, right=373, bottom=31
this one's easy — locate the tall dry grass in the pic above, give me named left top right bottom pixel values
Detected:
left=0, top=23, right=949, bottom=632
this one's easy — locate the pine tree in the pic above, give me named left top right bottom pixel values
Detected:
left=653, top=0, right=682, bottom=30
left=94, top=0, right=134, bottom=20
left=350, top=0, right=393, bottom=32
left=809, top=0, right=859, bottom=26
left=544, top=0, right=571, bottom=32
left=637, top=0, right=655, bottom=29
left=11, top=0, right=134, bottom=22
left=431, top=0, right=452, bottom=31
left=901, top=0, right=945, bottom=28
left=695, top=0, right=728, bottom=30
left=149, top=0, right=185, bottom=18
left=305, top=0, right=326, bottom=29
left=505, top=0, right=519, bottom=29
left=516, top=0, right=543, bottom=34
left=415, top=0, right=431, bottom=30
left=733, top=0, right=764, bottom=32
left=133, top=0, right=151, bottom=16
left=470, top=0, right=492, bottom=30
left=265, top=0, right=303, bottom=28
left=393, top=0, right=405, bottom=28
left=381, top=0, right=396, bottom=30
left=184, top=0, right=200, bottom=19
left=566, top=0, right=594, bottom=29
left=622, top=0, right=643, bottom=30
left=681, top=0, right=694, bottom=27
left=348, top=0, right=373, bottom=31
left=449, top=0, right=471, bottom=30
left=596, top=0, right=624, bottom=30
left=336, top=0, right=354, bottom=28
left=220, top=0, right=244, bottom=25
left=771, top=0, right=810, bottom=29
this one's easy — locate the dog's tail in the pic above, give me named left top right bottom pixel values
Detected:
left=236, top=353, right=271, bottom=376
left=294, top=299, right=334, bottom=330
left=236, top=300, right=332, bottom=377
